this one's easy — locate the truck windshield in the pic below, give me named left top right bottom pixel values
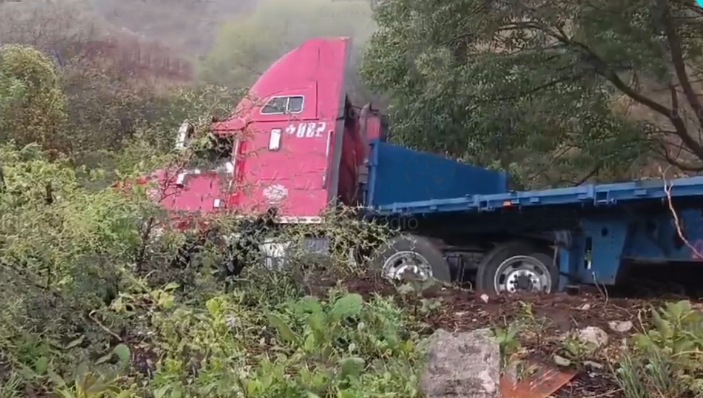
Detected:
left=186, top=134, right=234, bottom=172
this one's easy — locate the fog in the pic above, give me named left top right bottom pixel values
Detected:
left=89, top=0, right=258, bottom=54
left=0, top=0, right=379, bottom=104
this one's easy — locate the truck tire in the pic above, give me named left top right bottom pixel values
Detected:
left=476, top=241, right=557, bottom=295
left=371, top=234, right=451, bottom=282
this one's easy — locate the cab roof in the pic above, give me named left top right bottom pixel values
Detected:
left=212, top=37, right=351, bottom=132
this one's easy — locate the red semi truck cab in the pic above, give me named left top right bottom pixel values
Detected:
left=161, top=37, right=385, bottom=223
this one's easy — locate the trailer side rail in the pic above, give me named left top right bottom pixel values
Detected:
left=369, top=176, right=703, bottom=215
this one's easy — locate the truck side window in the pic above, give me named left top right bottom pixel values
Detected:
left=261, top=96, right=304, bottom=114
left=287, top=96, right=304, bottom=112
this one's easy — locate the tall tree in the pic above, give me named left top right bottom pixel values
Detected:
left=0, top=45, right=68, bottom=155
left=360, top=0, right=703, bottom=188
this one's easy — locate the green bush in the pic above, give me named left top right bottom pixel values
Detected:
left=0, top=134, right=420, bottom=397
left=614, top=300, right=703, bottom=398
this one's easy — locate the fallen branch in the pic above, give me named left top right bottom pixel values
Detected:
left=660, top=165, right=703, bottom=259
left=88, top=310, right=123, bottom=342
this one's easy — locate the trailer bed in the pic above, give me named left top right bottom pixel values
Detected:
left=362, top=139, right=703, bottom=291
left=369, top=171, right=703, bottom=215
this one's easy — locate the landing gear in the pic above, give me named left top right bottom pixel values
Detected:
left=370, top=234, right=451, bottom=282
left=476, top=241, right=557, bottom=295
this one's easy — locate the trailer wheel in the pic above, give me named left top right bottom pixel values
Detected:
left=476, top=242, right=557, bottom=295
left=371, top=235, right=451, bottom=282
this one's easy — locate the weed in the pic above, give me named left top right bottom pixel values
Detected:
left=493, top=322, right=521, bottom=371
left=614, top=300, right=703, bottom=398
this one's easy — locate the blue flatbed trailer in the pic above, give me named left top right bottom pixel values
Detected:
left=360, top=139, right=703, bottom=294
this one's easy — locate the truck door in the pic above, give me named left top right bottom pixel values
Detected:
left=230, top=91, right=336, bottom=219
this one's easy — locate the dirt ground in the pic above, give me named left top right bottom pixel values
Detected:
left=325, top=273, right=700, bottom=398
left=422, top=288, right=639, bottom=397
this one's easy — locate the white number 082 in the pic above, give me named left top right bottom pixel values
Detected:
left=287, top=122, right=327, bottom=138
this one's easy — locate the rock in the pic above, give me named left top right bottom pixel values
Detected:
left=420, top=328, right=500, bottom=398
left=553, top=354, right=571, bottom=367
left=578, top=303, right=591, bottom=310
left=480, top=294, right=489, bottom=303
left=583, top=360, right=604, bottom=370
left=608, top=320, right=633, bottom=333
left=577, top=326, right=609, bottom=353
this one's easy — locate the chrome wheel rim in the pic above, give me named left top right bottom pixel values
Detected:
left=494, top=255, right=552, bottom=293
left=382, top=251, right=433, bottom=280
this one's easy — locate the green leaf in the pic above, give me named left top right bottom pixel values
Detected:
left=673, top=338, right=695, bottom=354
left=112, top=344, right=131, bottom=365
left=48, top=369, right=66, bottom=388
left=206, top=297, right=222, bottom=316
left=303, top=333, right=317, bottom=352
left=298, top=296, right=323, bottom=315
left=65, top=335, right=84, bottom=349
left=85, top=376, right=115, bottom=394
left=260, top=373, right=273, bottom=389
left=267, top=313, right=299, bottom=345
left=170, top=387, right=183, bottom=398
left=652, top=310, right=671, bottom=339
left=153, top=386, right=170, bottom=398
left=331, top=294, right=363, bottom=321
left=95, top=354, right=113, bottom=365
left=666, top=301, right=690, bottom=320
left=338, top=357, right=365, bottom=380
left=159, top=294, right=175, bottom=309
left=246, top=379, right=262, bottom=394
left=58, top=390, right=75, bottom=398
left=34, top=357, right=48, bottom=375
left=507, top=323, right=518, bottom=340
left=307, top=311, right=327, bottom=337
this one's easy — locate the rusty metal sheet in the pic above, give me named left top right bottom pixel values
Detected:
left=500, top=361, right=577, bottom=398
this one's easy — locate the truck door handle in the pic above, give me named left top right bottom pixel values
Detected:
left=322, top=130, right=333, bottom=188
